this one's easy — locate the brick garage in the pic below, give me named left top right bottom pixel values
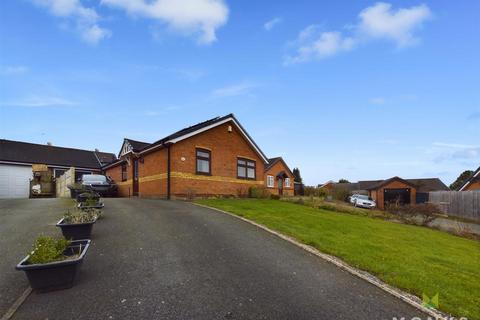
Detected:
left=104, top=114, right=294, bottom=199
left=367, top=177, right=417, bottom=210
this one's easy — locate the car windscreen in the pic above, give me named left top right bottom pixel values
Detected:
left=82, top=175, right=107, bottom=183
left=357, top=195, right=369, bottom=200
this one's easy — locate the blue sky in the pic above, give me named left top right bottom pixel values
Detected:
left=1, top=0, right=479, bottom=186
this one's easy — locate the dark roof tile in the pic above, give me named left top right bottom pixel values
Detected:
left=0, top=139, right=114, bottom=169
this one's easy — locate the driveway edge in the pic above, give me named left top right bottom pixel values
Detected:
left=193, top=202, right=449, bottom=320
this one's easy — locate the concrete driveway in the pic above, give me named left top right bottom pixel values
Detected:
left=0, top=198, right=426, bottom=319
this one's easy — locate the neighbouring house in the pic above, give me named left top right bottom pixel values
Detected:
left=103, top=114, right=295, bottom=199
left=264, top=157, right=295, bottom=196
left=0, top=139, right=116, bottom=198
left=320, top=177, right=449, bottom=209
left=459, top=166, right=480, bottom=191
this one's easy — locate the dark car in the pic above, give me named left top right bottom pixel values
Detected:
left=81, top=174, right=118, bottom=197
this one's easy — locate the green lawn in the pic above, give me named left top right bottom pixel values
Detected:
left=196, top=199, right=480, bottom=319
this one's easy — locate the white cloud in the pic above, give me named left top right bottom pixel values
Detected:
left=1, top=96, right=77, bottom=107
left=212, top=82, right=257, bottom=98
left=285, top=2, right=432, bottom=64
left=0, top=66, right=29, bottom=75
left=101, top=0, right=229, bottom=44
left=284, top=28, right=355, bottom=64
left=82, top=24, right=112, bottom=44
left=431, top=142, right=480, bottom=162
left=357, top=2, right=432, bottom=47
left=369, top=97, right=386, bottom=105
left=31, top=0, right=110, bottom=44
left=264, top=17, right=282, bottom=31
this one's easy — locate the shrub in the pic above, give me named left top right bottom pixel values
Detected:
left=64, top=209, right=97, bottom=224
left=332, top=188, right=351, bottom=202
left=270, top=194, right=280, bottom=200
left=84, top=198, right=100, bottom=206
left=304, top=186, right=319, bottom=197
left=248, top=186, right=270, bottom=199
left=386, top=203, right=440, bottom=226
left=27, top=236, right=71, bottom=265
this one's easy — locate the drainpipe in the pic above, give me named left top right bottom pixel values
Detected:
left=166, top=143, right=172, bottom=200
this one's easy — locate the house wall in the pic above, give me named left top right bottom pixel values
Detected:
left=169, top=121, right=264, bottom=197
left=464, top=180, right=480, bottom=191
left=106, top=161, right=133, bottom=197
left=108, top=121, right=266, bottom=198
left=371, top=180, right=417, bottom=210
left=264, top=160, right=294, bottom=196
left=138, top=148, right=168, bottom=198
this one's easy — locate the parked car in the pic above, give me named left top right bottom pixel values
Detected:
left=349, top=194, right=376, bottom=209
left=81, top=174, right=118, bottom=197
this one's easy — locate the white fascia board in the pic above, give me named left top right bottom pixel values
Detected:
left=0, top=161, right=100, bottom=171
left=165, top=117, right=269, bottom=163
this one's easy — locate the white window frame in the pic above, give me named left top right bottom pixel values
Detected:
left=267, top=175, right=274, bottom=188
left=285, top=177, right=291, bottom=187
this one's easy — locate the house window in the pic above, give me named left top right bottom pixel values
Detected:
left=54, top=169, right=66, bottom=178
left=285, top=178, right=291, bottom=187
left=267, top=175, right=274, bottom=187
left=196, top=148, right=211, bottom=175
left=237, top=158, right=256, bottom=179
left=121, top=163, right=127, bottom=181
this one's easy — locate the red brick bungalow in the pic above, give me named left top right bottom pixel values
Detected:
left=103, top=114, right=294, bottom=199
left=265, top=157, right=294, bottom=196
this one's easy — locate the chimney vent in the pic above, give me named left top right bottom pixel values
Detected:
left=47, top=142, right=52, bottom=146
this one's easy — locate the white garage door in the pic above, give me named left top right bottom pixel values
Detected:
left=0, top=164, right=32, bottom=198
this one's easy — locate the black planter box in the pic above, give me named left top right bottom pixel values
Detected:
left=16, top=239, right=91, bottom=292
left=77, top=202, right=104, bottom=210
left=76, top=192, right=100, bottom=203
left=56, top=217, right=97, bottom=240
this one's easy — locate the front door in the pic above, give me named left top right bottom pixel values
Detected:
left=278, top=178, right=283, bottom=195
left=132, top=159, right=139, bottom=196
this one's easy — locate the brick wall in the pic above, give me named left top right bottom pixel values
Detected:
left=108, top=120, right=267, bottom=198
left=370, top=180, right=417, bottom=210
left=264, top=160, right=295, bottom=196
left=464, top=180, right=480, bottom=191
left=106, top=161, right=132, bottom=197
left=170, top=121, right=265, bottom=197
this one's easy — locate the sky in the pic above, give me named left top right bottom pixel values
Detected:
left=0, top=0, right=479, bottom=186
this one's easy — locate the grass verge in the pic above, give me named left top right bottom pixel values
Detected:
left=196, top=198, right=480, bottom=319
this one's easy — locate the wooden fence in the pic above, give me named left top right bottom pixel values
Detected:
left=428, top=190, right=480, bottom=222
left=56, top=167, right=75, bottom=198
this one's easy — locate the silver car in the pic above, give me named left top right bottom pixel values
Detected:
left=350, top=194, right=376, bottom=209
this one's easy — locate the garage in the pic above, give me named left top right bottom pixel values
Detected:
left=366, top=176, right=417, bottom=210
left=0, top=164, right=32, bottom=198
left=384, top=188, right=411, bottom=206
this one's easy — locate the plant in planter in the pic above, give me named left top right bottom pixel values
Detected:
left=77, top=191, right=104, bottom=210
left=76, top=191, right=100, bottom=203
left=67, top=183, right=87, bottom=199
left=16, top=235, right=91, bottom=292
left=56, top=209, right=98, bottom=240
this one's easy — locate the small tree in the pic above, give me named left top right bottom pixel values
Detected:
left=338, top=178, right=350, bottom=183
left=292, top=167, right=303, bottom=183
left=449, top=170, right=474, bottom=190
